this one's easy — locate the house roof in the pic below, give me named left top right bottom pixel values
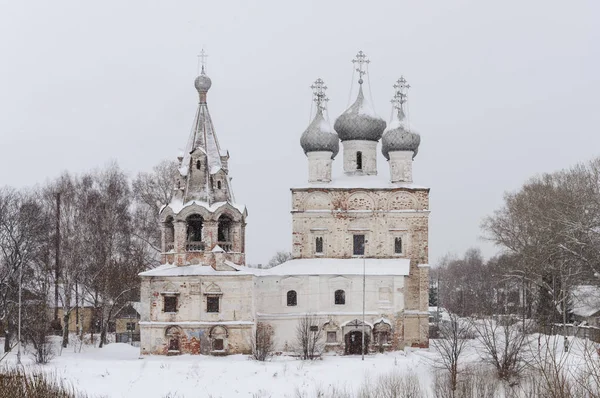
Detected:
left=572, top=285, right=600, bottom=318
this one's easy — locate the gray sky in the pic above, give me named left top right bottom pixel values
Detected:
left=1, top=0, right=599, bottom=265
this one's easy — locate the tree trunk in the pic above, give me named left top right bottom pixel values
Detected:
left=3, top=320, right=11, bottom=353
left=62, top=312, right=70, bottom=348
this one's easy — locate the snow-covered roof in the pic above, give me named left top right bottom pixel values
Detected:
left=140, top=258, right=412, bottom=278
left=263, top=258, right=411, bottom=276
left=47, top=284, right=97, bottom=309
left=572, top=285, right=600, bottom=318
left=139, top=262, right=255, bottom=277
left=292, top=173, right=428, bottom=190
left=162, top=197, right=246, bottom=216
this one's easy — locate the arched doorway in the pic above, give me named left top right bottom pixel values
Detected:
left=345, top=330, right=369, bottom=355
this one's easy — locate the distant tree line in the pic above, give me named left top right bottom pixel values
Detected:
left=435, top=157, right=600, bottom=328
left=0, top=160, right=177, bottom=360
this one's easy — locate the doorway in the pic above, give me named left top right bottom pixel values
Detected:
left=345, top=330, right=369, bottom=355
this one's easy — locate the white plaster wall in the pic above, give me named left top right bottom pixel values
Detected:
left=307, top=151, right=333, bottom=183
left=388, top=151, right=413, bottom=183
left=342, top=140, right=378, bottom=175
left=144, top=275, right=255, bottom=323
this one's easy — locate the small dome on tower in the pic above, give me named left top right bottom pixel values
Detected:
left=382, top=77, right=420, bottom=160
left=194, top=69, right=212, bottom=93
left=334, top=86, right=386, bottom=142
left=381, top=117, right=420, bottom=160
left=300, top=109, right=339, bottom=158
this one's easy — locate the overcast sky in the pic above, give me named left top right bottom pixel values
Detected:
left=1, top=0, right=599, bottom=265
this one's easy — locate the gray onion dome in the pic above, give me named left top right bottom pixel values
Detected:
left=334, top=86, right=386, bottom=141
left=381, top=110, right=421, bottom=160
left=300, top=109, right=339, bottom=158
left=194, top=69, right=212, bottom=93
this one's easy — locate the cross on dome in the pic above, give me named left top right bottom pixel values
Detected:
left=310, top=78, right=329, bottom=112
left=197, top=49, right=209, bottom=73
left=391, top=76, right=410, bottom=118
left=352, top=51, right=370, bottom=84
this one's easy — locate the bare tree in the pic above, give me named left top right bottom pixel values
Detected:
left=132, top=159, right=178, bottom=267
left=251, top=322, right=275, bottom=361
left=0, top=188, right=48, bottom=354
left=267, top=251, right=292, bottom=268
left=431, top=313, right=473, bottom=393
left=472, top=317, right=529, bottom=382
left=294, top=313, right=323, bottom=360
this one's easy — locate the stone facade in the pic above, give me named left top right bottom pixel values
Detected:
left=139, top=60, right=430, bottom=356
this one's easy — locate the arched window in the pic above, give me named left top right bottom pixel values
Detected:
left=394, top=237, right=403, bottom=254
left=217, top=215, right=233, bottom=252
left=335, top=289, right=345, bottom=305
left=287, top=290, right=297, bottom=306
left=315, top=237, right=323, bottom=254
left=196, top=160, right=201, bottom=170
left=356, top=151, right=363, bottom=170
left=164, top=216, right=175, bottom=251
left=186, top=215, right=204, bottom=251
left=217, top=180, right=222, bottom=189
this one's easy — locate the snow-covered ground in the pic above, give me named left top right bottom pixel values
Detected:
left=1, top=340, right=436, bottom=397
left=0, top=333, right=597, bottom=397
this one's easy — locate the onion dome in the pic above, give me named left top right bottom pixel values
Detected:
left=382, top=77, right=421, bottom=159
left=334, top=86, right=386, bottom=142
left=381, top=111, right=420, bottom=160
left=300, top=108, right=339, bottom=158
left=194, top=68, right=212, bottom=94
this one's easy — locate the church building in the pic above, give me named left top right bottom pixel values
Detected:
left=138, top=52, right=430, bottom=356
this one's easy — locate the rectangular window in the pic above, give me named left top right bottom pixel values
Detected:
left=327, top=331, right=337, bottom=343
left=126, top=322, right=136, bottom=331
left=163, top=296, right=178, bottom=313
left=213, top=338, right=224, bottom=351
left=394, top=237, right=403, bottom=254
left=310, top=325, right=319, bottom=332
left=353, top=234, right=365, bottom=256
left=207, top=296, right=220, bottom=313
left=315, top=236, right=323, bottom=254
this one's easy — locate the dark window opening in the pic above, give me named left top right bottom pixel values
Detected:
left=327, top=331, right=337, bottom=343
left=217, top=180, right=222, bottom=189
left=315, top=237, right=323, bottom=254
left=164, top=296, right=178, bottom=313
left=356, top=151, right=363, bottom=170
left=287, top=290, right=297, bottom=306
left=196, top=160, right=201, bottom=170
left=210, top=177, right=214, bottom=189
left=394, top=237, right=403, bottom=254
left=335, top=289, right=346, bottom=305
left=207, top=296, right=220, bottom=313
left=126, top=322, right=136, bottom=331
left=376, top=331, right=389, bottom=345
left=165, top=216, right=175, bottom=250
left=353, top=234, right=365, bottom=256
left=212, top=338, right=224, bottom=351
left=217, top=215, right=233, bottom=252
left=187, top=214, right=203, bottom=243
left=169, top=338, right=179, bottom=351
left=310, top=325, right=319, bottom=332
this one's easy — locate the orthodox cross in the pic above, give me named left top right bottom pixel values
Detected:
left=197, top=49, right=208, bottom=73
left=392, top=76, right=410, bottom=119
left=310, top=78, right=329, bottom=112
left=352, top=51, right=370, bottom=84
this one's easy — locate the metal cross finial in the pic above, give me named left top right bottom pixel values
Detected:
left=310, top=78, right=329, bottom=112
left=392, top=76, right=410, bottom=119
left=352, top=51, right=370, bottom=84
left=197, top=49, right=209, bottom=73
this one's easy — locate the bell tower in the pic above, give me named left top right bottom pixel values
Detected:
left=158, top=54, right=248, bottom=268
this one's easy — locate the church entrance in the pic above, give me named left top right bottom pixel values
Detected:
left=345, top=330, right=369, bottom=355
